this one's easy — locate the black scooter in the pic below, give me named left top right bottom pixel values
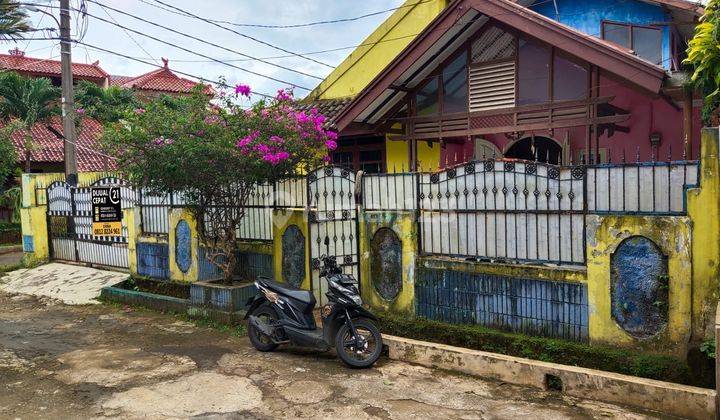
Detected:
left=244, top=255, right=383, bottom=368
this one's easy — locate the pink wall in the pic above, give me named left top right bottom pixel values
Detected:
left=438, top=77, right=701, bottom=168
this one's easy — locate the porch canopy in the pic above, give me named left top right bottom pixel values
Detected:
left=333, top=0, right=669, bottom=136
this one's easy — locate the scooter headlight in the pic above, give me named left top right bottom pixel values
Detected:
left=351, top=294, right=363, bottom=305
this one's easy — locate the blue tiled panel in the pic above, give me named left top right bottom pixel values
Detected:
left=198, top=249, right=273, bottom=281
left=416, top=268, right=589, bottom=342
left=136, top=242, right=169, bottom=279
left=22, top=235, right=34, bottom=252
left=198, top=248, right=224, bottom=281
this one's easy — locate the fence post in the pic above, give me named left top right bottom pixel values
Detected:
left=716, top=301, right=720, bottom=419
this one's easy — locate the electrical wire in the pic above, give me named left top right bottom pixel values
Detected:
left=142, top=0, right=431, bottom=30
left=95, top=2, right=159, bottom=66
left=27, top=3, right=316, bottom=91
left=83, top=0, right=324, bottom=81
left=143, top=0, right=335, bottom=69
left=73, top=39, right=278, bottom=100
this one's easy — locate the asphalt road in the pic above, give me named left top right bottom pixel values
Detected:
left=0, top=290, right=669, bottom=419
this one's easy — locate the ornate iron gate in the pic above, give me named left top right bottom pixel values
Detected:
left=307, top=166, right=360, bottom=305
left=47, top=177, right=136, bottom=269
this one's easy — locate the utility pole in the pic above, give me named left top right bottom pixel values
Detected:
left=60, top=0, right=78, bottom=186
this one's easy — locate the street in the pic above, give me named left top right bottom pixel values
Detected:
left=0, top=290, right=669, bottom=419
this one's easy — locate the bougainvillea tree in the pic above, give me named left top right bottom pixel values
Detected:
left=103, top=84, right=336, bottom=281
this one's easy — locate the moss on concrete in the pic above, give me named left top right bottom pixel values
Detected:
left=377, top=312, right=709, bottom=388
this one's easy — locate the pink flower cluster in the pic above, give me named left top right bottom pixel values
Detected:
left=235, top=84, right=251, bottom=98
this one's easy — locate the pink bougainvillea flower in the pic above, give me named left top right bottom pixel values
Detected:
left=235, top=84, right=251, bottom=98
left=326, top=131, right=338, bottom=141
left=325, top=140, right=338, bottom=151
left=134, top=108, right=146, bottom=115
left=323, top=155, right=332, bottom=163
left=276, top=88, right=293, bottom=101
left=76, top=108, right=85, bottom=115
left=270, top=135, right=284, bottom=144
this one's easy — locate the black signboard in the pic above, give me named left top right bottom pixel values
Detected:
left=91, top=187, right=122, bottom=236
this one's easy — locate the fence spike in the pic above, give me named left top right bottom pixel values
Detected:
left=608, top=151, right=612, bottom=164
left=622, top=148, right=626, bottom=163
left=636, top=146, right=640, bottom=163
left=667, top=145, right=672, bottom=162
left=651, top=147, right=656, bottom=163
left=682, top=144, right=687, bottom=161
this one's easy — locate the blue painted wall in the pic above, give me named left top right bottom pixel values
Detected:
left=197, top=248, right=273, bottom=281
left=137, top=242, right=170, bottom=279
left=530, top=0, right=671, bottom=70
left=416, top=268, right=589, bottom=341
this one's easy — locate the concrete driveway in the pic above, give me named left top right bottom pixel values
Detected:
left=0, top=290, right=666, bottom=419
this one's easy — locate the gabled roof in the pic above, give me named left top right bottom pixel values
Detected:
left=112, top=58, right=210, bottom=94
left=0, top=48, right=109, bottom=81
left=335, top=0, right=670, bottom=131
left=4, top=117, right=113, bottom=171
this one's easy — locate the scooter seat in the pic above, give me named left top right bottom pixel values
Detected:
left=260, top=278, right=316, bottom=306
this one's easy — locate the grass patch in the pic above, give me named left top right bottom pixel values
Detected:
left=99, top=298, right=247, bottom=337
left=377, top=312, right=706, bottom=388
left=122, top=277, right=191, bottom=300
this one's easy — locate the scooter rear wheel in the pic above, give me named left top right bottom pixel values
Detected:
left=248, top=303, right=279, bottom=352
left=335, top=318, right=383, bottom=368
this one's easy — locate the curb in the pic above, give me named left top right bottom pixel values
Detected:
left=384, top=334, right=714, bottom=420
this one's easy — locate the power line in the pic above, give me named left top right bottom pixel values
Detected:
left=28, top=3, right=315, bottom=91
left=143, top=0, right=335, bottom=69
left=142, top=0, right=431, bottom=29
left=83, top=0, right=324, bottom=81
left=96, top=2, right=159, bottom=66
left=74, top=40, right=278, bottom=100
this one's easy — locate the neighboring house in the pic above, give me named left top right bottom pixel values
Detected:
left=7, top=117, right=111, bottom=173
left=0, top=47, right=109, bottom=87
left=110, top=58, right=213, bottom=99
left=304, top=0, right=704, bottom=172
left=0, top=51, right=207, bottom=173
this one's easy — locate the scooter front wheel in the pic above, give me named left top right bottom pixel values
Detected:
left=335, top=318, right=383, bottom=368
left=248, top=303, right=279, bottom=352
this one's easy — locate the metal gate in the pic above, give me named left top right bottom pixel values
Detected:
left=46, top=177, right=136, bottom=269
left=307, top=166, right=360, bottom=305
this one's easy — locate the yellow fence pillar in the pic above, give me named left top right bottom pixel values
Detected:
left=168, top=208, right=200, bottom=283
left=272, top=208, right=311, bottom=290
left=687, top=127, right=720, bottom=341
left=124, top=206, right=140, bottom=276
left=19, top=174, right=49, bottom=262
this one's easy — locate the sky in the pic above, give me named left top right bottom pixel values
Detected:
left=6, top=0, right=406, bottom=99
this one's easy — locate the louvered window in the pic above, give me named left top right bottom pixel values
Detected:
left=469, top=27, right=516, bottom=112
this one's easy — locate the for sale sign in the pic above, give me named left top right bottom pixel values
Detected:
left=91, top=187, right=122, bottom=236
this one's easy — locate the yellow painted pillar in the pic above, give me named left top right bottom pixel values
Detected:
left=585, top=215, right=693, bottom=354
left=125, top=207, right=140, bottom=276
left=272, top=208, right=311, bottom=290
left=358, top=210, right=417, bottom=315
left=687, top=127, right=720, bottom=340
left=168, top=208, right=200, bottom=283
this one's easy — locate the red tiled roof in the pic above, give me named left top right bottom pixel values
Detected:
left=4, top=116, right=115, bottom=172
left=117, top=60, right=211, bottom=94
left=108, top=75, right=135, bottom=87
left=0, top=51, right=108, bottom=80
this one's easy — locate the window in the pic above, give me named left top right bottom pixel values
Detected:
left=553, top=53, right=587, bottom=101
left=518, top=38, right=551, bottom=106
left=442, top=54, right=468, bottom=114
left=416, top=77, right=439, bottom=116
left=332, top=137, right=385, bottom=173
left=602, top=22, right=663, bottom=65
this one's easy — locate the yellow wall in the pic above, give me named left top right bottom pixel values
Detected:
left=585, top=215, right=693, bottom=356
left=309, top=0, right=448, bottom=100
left=168, top=208, right=200, bottom=283
left=272, top=209, right=311, bottom=291
left=687, top=127, right=720, bottom=340
left=359, top=211, right=418, bottom=314
left=386, top=138, right=441, bottom=173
